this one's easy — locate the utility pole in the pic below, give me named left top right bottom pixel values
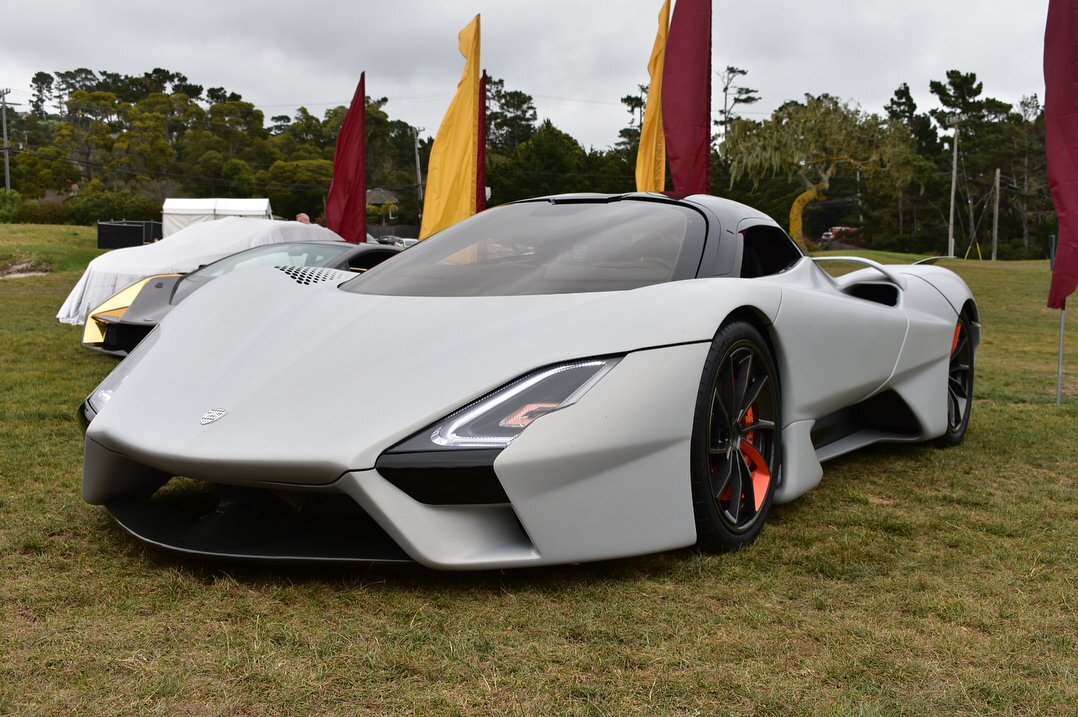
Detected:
left=947, top=122, right=960, bottom=257
left=412, top=127, right=425, bottom=224
left=1, top=88, right=12, bottom=192
left=991, top=168, right=1001, bottom=261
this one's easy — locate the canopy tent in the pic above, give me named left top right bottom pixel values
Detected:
left=162, top=198, right=273, bottom=236
left=58, top=218, right=343, bottom=325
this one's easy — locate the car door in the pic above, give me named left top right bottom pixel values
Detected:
left=766, top=260, right=909, bottom=424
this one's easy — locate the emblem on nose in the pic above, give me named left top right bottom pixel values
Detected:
left=200, top=408, right=228, bottom=425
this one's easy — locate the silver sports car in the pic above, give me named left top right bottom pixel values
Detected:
left=80, top=194, right=979, bottom=569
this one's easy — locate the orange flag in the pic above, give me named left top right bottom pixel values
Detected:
left=636, top=0, right=670, bottom=193
left=419, top=15, right=482, bottom=240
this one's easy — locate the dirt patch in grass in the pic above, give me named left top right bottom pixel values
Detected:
left=0, top=260, right=52, bottom=279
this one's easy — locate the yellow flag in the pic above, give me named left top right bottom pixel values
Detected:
left=635, top=0, right=669, bottom=193
left=419, top=15, right=481, bottom=240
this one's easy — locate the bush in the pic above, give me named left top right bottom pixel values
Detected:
left=0, top=190, right=21, bottom=223
left=10, top=191, right=160, bottom=226
left=995, top=238, right=1051, bottom=261
left=66, top=191, right=160, bottom=225
left=14, top=198, right=73, bottom=224
left=863, top=229, right=949, bottom=255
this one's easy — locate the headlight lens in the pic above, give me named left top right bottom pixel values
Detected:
left=85, top=327, right=161, bottom=416
left=393, top=357, right=621, bottom=451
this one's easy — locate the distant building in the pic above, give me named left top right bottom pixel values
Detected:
left=366, top=188, right=399, bottom=206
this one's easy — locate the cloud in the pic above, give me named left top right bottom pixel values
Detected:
left=4, top=0, right=1046, bottom=148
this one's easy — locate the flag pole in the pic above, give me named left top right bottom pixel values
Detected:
left=1059, top=308, right=1067, bottom=405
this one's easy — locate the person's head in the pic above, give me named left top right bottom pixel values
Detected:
left=296, top=213, right=311, bottom=224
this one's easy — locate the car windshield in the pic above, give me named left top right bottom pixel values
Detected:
left=344, top=199, right=706, bottom=297
left=186, top=243, right=352, bottom=284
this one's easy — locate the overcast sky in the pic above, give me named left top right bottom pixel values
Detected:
left=4, top=1, right=1049, bottom=149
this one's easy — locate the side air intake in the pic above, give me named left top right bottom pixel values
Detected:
left=274, top=266, right=352, bottom=286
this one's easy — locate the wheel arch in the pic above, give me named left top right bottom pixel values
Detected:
left=960, top=299, right=982, bottom=352
left=720, top=306, right=783, bottom=390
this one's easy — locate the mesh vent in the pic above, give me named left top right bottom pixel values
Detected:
left=275, top=265, right=351, bottom=286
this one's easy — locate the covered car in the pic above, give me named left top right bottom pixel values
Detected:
left=81, top=241, right=400, bottom=357
left=58, top=218, right=343, bottom=325
left=80, top=194, right=979, bottom=569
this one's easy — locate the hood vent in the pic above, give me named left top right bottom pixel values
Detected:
left=275, top=266, right=352, bottom=286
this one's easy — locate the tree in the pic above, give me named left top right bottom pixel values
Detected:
left=264, top=159, right=333, bottom=219
left=10, top=146, right=81, bottom=197
left=53, top=68, right=99, bottom=115
left=616, top=85, right=648, bottom=152
left=726, top=94, right=924, bottom=247
left=109, top=103, right=174, bottom=185
left=929, top=70, right=1012, bottom=129
left=486, top=77, right=537, bottom=154
left=717, top=66, right=760, bottom=146
left=59, top=90, right=127, bottom=181
left=221, top=157, right=256, bottom=196
left=1006, top=95, right=1048, bottom=250
left=885, top=82, right=941, bottom=156
left=930, top=70, right=1016, bottom=255
left=206, top=100, right=267, bottom=158
left=270, top=114, right=292, bottom=135
left=489, top=120, right=588, bottom=202
left=580, top=149, right=634, bottom=194
left=881, top=83, right=942, bottom=236
left=30, top=72, right=54, bottom=118
left=206, top=87, right=243, bottom=104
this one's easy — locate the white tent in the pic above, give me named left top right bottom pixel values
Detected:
left=162, top=197, right=273, bottom=236
left=57, top=217, right=343, bottom=325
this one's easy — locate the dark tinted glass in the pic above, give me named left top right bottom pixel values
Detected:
left=345, top=199, right=706, bottom=297
left=189, top=242, right=352, bottom=281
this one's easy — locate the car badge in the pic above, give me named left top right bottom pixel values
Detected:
left=200, top=408, right=228, bottom=425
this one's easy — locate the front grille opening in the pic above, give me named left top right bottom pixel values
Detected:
left=103, top=322, right=152, bottom=354
left=375, top=449, right=509, bottom=505
left=106, top=478, right=409, bottom=562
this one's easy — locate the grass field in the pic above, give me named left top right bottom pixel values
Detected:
left=0, top=226, right=1075, bottom=716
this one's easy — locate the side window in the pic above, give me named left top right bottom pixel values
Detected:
left=347, top=249, right=399, bottom=272
left=740, top=225, right=802, bottom=278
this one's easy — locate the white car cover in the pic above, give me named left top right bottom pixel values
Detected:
left=57, top=217, right=344, bottom=325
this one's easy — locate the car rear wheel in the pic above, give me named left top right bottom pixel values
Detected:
left=691, top=321, right=781, bottom=552
left=936, top=312, right=974, bottom=447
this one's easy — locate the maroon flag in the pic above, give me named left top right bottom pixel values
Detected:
left=326, top=72, right=367, bottom=243
left=477, top=70, right=488, bottom=213
left=1046, top=0, right=1078, bottom=308
left=661, top=0, right=712, bottom=196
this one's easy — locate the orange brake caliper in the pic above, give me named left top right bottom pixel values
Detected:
left=740, top=406, right=770, bottom=511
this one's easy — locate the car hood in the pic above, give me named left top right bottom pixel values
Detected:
left=88, top=266, right=780, bottom=483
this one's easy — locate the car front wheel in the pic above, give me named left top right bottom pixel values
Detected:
left=690, top=321, right=782, bottom=552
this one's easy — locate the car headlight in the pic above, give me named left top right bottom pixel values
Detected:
left=83, top=327, right=161, bottom=420
left=392, top=357, right=621, bottom=451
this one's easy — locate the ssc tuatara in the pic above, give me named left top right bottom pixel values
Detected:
left=80, top=194, right=979, bottom=569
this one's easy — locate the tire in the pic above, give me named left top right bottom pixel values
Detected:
left=690, top=321, right=782, bottom=552
left=936, top=312, right=975, bottom=447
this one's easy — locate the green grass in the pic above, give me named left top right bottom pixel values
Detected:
left=0, top=224, right=102, bottom=274
left=814, top=248, right=935, bottom=264
left=0, top=227, right=1075, bottom=716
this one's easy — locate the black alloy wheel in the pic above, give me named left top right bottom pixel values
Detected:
left=691, top=321, right=782, bottom=552
left=937, top=313, right=975, bottom=447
